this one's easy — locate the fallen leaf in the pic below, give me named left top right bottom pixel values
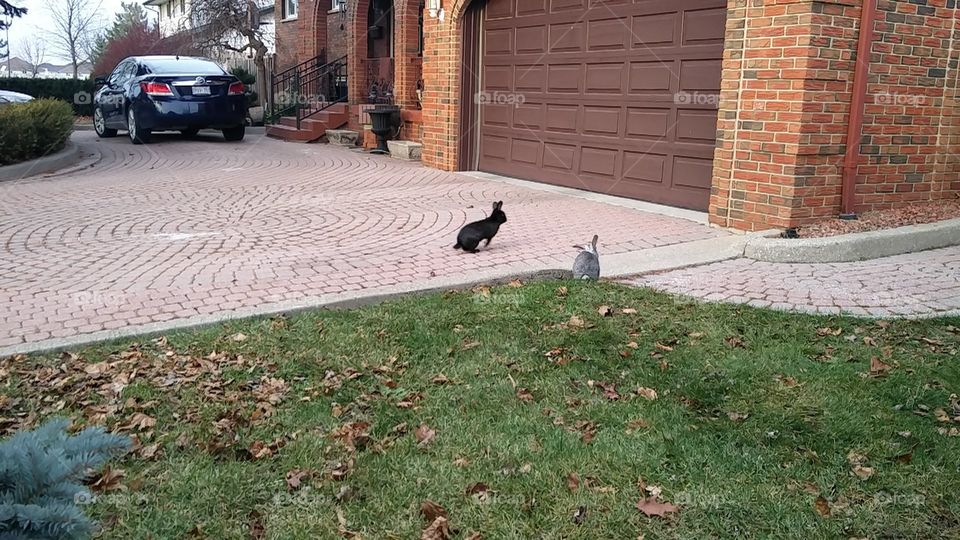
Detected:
left=654, top=342, right=673, bottom=352
left=816, top=327, right=843, bottom=337
left=567, top=472, right=580, bottom=492
left=465, top=482, right=493, bottom=503
left=420, top=516, right=451, bottom=540
left=934, top=408, right=951, bottom=423
left=463, top=533, right=482, bottom=540
left=851, top=464, right=874, bottom=480
left=814, top=496, right=831, bottom=517
left=567, top=315, right=585, bottom=328
left=285, top=468, right=311, bottom=491
left=415, top=424, right=437, bottom=447
left=90, top=465, right=126, bottom=493
left=892, top=451, right=913, bottom=464
left=618, top=349, right=632, bottom=358
left=621, top=308, right=638, bottom=314
left=508, top=279, right=524, bottom=288
left=432, top=374, right=451, bottom=385
left=139, top=443, right=160, bottom=460
left=635, top=387, right=658, bottom=401
left=556, top=286, right=568, bottom=297
left=420, top=500, right=448, bottom=523
left=688, top=332, right=705, bottom=338
left=572, top=505, right=587, bottom=525
left=869, top=357, right=892, bottom=375
left=231, top=332, right=248, bottom=342
left=727, top=412, right=749, bottom=422
left=453, top=457, right=471, bottom=468
left=597, top=305, right=612, bottom=317
left=461, top=340, right=481, bottom=351
left=724, top=335, right=746, bottom=348
left=625, top=418, right=651, bottom=433
left=516, top=388, right=534, bottom=402
left=636, top=496, right=679, bottom=517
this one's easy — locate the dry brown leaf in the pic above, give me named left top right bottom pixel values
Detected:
left=508, top=279, right=524, bottom=288
left=139, top=443, right=160, bottom=460
left=724, top=335, right=746, bottom=348
left=567, top=315, right=585, bottom=328
left=285, top=468, right=311, bottom=491
left=90, top=465, right=126, bottom=493
left=597, top=305, right=612, bottom=317
left=621, top=308, right=638, bottom=314
left=567, top=472, right=580, bottom=492
left=231, top=332, right=248, bottom=342
left=636, top=496, right=679, bottom=517
left=727, top=412, right=749, bottom=422
left=655, top=342, right=673, bottom=352
left=421, top=517, right=451, bottom=540
left=556, top=286, right=568, bottom=297
left=516, top=388, right=534, bottom=402
left=420, top=500, right=448, bottom=523
left=635, top=387, right=658, bottom=401
left=851, top=465, right=874, bottom=480
left=625, top=418, right=651, bottom=433
left=572, top=505, right=587, bottom=525
left=461, top=340, right=481, bottom=351
left=934, top=408, right=951, bottom=423
left=816, top=327, right=843, bottom=337
left=415, top=424, right=437, bottom=447
left=453, top=457, right=471, bottom=468
left=463, top=533, right=482, bottom=540
left=869, top=357, right=892, bottom=375
left=432, top=374, right=451, bottom=385
left=814, top=496, right=831, bottom=517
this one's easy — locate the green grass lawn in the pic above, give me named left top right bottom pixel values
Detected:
left=3, top=281, right=960, bottom=539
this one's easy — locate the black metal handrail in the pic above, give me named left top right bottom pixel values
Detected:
left=267, top=53, right=348, bottom=129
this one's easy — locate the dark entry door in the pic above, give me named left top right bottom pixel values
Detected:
left=473, top=0, right=726, bottom=210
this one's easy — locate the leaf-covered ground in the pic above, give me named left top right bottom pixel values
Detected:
left=2, top=281, right=960, bottom=539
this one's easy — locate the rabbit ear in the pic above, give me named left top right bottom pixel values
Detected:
left=494, top=201, right=503, bottom=211
left=591, top=235, right=598, bottom=248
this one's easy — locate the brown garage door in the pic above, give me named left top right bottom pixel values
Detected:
left=473, top=0, right=726, bottom=210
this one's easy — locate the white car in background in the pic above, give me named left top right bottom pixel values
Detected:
left=0, top=90, right=35, bottom=105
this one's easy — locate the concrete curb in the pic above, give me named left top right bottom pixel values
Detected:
left=743, top=218, right=960, bottom=263
left=0, top=236, right=749, bottom=357
left=0, top=140, right=80, bottom=182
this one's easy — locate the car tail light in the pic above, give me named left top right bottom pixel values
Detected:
left=228, top=82, right=245, bottom=95
left=140, top=81, right=173, bottom=96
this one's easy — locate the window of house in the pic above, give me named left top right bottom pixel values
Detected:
left=284, top=0, right=298, bottom=18
left=331, top=0, right=342, bottom=11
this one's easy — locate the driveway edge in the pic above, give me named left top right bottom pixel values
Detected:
left=0, top=140, right=80, bottom=182
left=743, top=218, right=960, bottom=263
left=0, top=236, right=748, bottom=357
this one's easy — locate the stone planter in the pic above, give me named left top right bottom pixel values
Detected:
left=327, top=129, right=359, bottom=147
left=387, top=140, right=422, bottom=161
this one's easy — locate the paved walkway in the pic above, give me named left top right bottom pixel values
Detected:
left=627, top=246, right=960, bottom=318
left=0, top=131, right=727, bottom=354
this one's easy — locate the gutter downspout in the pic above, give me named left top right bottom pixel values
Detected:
left=840, top=0, right=878, bottom=219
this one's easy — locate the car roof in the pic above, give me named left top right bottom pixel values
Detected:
left=129, top=55, right=220, bottom=63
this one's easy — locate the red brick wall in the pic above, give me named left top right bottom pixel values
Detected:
left=421, top=0, right=469, bottom=170
left=327, top=7, right=349, bottom=61
left=274, top=0, right=327, bottom=70
left=710, top=0, right=960, bottom=230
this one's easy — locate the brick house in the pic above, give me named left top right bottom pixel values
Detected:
left=272, top=0, right=960, bottom=231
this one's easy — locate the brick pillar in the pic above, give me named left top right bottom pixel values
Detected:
left=347, top=0, right=371, bottom=128
left=711, top=0, right=960, bottom=231
left=421, top=0, right=468, bottom=170
left=394, top=0, right=423, bottom=109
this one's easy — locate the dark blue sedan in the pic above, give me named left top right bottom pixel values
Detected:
left=93, top=56, right=247, bottom=144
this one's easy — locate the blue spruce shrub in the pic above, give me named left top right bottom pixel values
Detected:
left=0, top=419, right=131, bottom=539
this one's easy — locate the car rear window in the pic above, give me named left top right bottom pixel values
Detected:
left=141, top=58, right=226, bottom=75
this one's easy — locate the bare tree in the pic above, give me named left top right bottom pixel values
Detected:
left=44, top=0, right=104, bottom=78
left=188, top=0, right=271, bottom=101
left=18, top=35, right=46, bottom=77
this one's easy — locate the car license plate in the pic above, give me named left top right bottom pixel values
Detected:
left=193, top=86, right=210, bottom=95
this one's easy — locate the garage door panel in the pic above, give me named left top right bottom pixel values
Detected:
left=631, top=13, right=677, bottom=47
left=628, top=62, right=674, bottom=92
left=623, top=152, right=666, bottom=184
left=477, top=0, right=725, bottom=211
left=510, top=139, right=542, bottom=165
left=672, top=156, right=714, bottom=190
left=547, top=64, right=583, bottom=93
left=625, top=107, right=670, bottom=138
left=516, top=26, right=548, bottom=53
left=543, top=142, right=577, bottom=171
left=584, top=63, right=625, bottom=93
left=549, top=22, right=585, bottom=52
left=683, top=8, right=726, bottom=44
left=587, top=18, right=630, bottom=51
left=517, top=0, right=547, bottom=16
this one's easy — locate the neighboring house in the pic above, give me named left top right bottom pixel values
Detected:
left=272, top=0, right=959, bottom=231
left=1, top=57, right=91, bottom=79
left=144, top=0, right=275, bottom=55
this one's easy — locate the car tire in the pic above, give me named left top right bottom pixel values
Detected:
left=93, top=107, right=117, bottom=138
left=222, top=125, right=245, bottom=142
left=127, top=106, right=151, bottom=145
left=180, top=128, right=200, bottom=138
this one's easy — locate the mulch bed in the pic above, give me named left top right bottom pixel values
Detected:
left=793, top=199, right=960, bottom=238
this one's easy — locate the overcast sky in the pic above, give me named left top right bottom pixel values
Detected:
left=6, top=0, right=151, bottom=63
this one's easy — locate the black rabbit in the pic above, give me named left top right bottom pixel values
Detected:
left=454, top=201, right=507, bottom=253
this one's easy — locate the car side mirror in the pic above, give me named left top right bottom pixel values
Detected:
left=94, top=76, right=108, bottom=87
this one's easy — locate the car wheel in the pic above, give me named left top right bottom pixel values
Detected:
left=222, top=125, right=245, bottom=142
left=93, top=107, right=117, bottom=137
left=127, top=106, right=151, bottom=145
left=180, top=128, right=200, bottom=138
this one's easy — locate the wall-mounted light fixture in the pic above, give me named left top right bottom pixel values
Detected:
left=427, top=0, right=441, bottom=18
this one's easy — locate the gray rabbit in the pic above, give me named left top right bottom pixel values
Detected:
left=572, top=235, right=600, bottom=280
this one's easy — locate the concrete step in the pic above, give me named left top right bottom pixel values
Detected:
left=265, top=124, right=323, bottom=142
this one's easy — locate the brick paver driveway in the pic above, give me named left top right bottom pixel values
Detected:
left=628, top=246, right=960, bottom=318
left=1, top=131, right=726, bottom=351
